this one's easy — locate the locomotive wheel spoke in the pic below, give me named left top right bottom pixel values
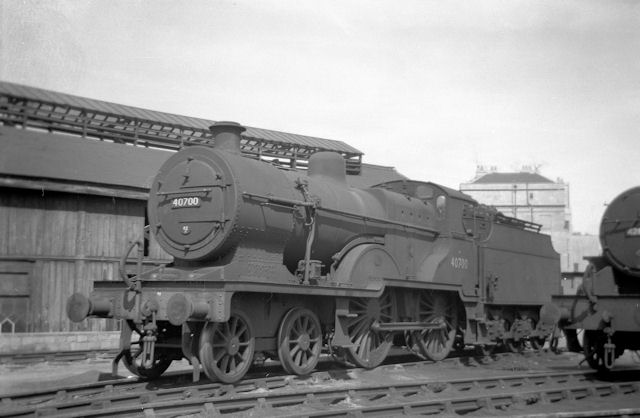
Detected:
left=349, top=316, right=371, bottom=340
left=278, top=308, right=322, bottom=376
left=345, top=291, right=393, bottom=369
left=414, top=291, right=458, bottom=362
left=120, top=320, right=173, bottom=380
left=199, top=310, right=255, bottom=383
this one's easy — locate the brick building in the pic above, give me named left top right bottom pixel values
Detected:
left=460, top=166, right=600, bottom=275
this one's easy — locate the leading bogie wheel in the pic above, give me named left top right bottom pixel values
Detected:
left=199, top=310, right=255, bottom=383
left=345, top=292, right=393, bottom=368
left=277, top=307, right=322, bottom=376
left=413, top=291, right=458, bottom=361
left=121, top=320, right=173, bottom=379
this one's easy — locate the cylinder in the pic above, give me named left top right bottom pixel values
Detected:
left=66, top=293, right=112, bottom=322
left=166, top=294, right=209, bottom=326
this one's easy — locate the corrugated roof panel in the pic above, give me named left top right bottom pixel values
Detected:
left=36, top=89, right=57, bottom=104
left=73, top=97, right=98, bottom=110
left=121, top=106, right=146, bottom=120
left=160, top=113, right=181, bottom=125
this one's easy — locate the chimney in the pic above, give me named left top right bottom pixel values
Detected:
left=209, top=121, right=246, bottom=154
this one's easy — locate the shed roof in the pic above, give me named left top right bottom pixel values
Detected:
left=0, top=126, right=170, bottom=198
left=0, top=81, right=363, bottom=172
left=472, top=172, right=554, bottom=184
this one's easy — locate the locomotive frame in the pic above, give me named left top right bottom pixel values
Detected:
left=67, top=122, right=561, bottom=383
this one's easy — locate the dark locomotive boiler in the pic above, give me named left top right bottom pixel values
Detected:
left=68, top=122, right=561, bottom=383
left=552, top=186, right=640, bottom=371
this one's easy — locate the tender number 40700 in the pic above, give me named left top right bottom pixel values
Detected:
left=451, top=257, right=469, bottom=270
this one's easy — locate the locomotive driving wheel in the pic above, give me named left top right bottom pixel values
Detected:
left=277, top=308, right=322, bottom=376
left=413, top=291, right=458, bottom=361
left=345, top=291, right=393, bottom=368
left=199, top=310, right=255, bottom=383
left=121, top=320, right=174, bottom=379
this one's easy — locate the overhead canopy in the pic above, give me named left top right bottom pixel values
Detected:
left=0, top=81, right=363, bottom=174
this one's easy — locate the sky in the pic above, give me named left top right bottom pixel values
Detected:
left=1, top=0, right=639, bottom=234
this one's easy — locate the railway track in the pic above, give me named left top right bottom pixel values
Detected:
left=3, top=368, right=638, bottom=417
left=2, top=350, right=639, bottom=417
left=0, top=349, right=119, bottom=366
left=0, top=350, right=542, bottom=410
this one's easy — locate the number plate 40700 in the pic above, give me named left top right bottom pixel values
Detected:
left=172, top=197, right=201, bottom=209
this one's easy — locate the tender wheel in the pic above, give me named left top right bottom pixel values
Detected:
left=529, top=336, right=546, bottom=350
left=277, top=308, right=322, bottom=376
left=506, top=338, right=524, bottom=353
left=199, top=311, right=255, bottom=383
left=505, top=320, right=524, bottom=353
left=121, top=320, right=173, bottom=379
left=413, top=291, right=458, bottom=361
left=345, top=291, right=393, bottom=368
left=528, top=319, right=546, bottom=351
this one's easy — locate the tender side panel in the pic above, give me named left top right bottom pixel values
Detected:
left=482, top=225, right=560, bottom=305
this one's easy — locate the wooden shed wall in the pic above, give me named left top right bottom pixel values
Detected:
left=0, top=188, right=171, bottom=332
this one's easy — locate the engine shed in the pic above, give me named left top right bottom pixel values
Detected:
left=0, top=82, right=405, bottom=342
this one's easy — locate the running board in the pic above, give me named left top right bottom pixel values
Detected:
left=371, top=321, right=445, bottom=332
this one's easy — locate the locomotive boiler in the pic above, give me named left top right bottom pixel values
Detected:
left=552, top=186, right=640, bottom=371
left=67, top=121, right=560, bottom=383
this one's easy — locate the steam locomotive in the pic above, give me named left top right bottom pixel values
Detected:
left=67, top=122, right=560, bottom=383
left=552, top=186, right=640, bottom=371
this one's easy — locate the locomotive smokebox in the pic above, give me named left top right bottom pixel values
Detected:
left=209, top=121, right=246, bottom=155
left=148, top=120, right=297, bottom=261
left=600, top=186, right=640, bottom=277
